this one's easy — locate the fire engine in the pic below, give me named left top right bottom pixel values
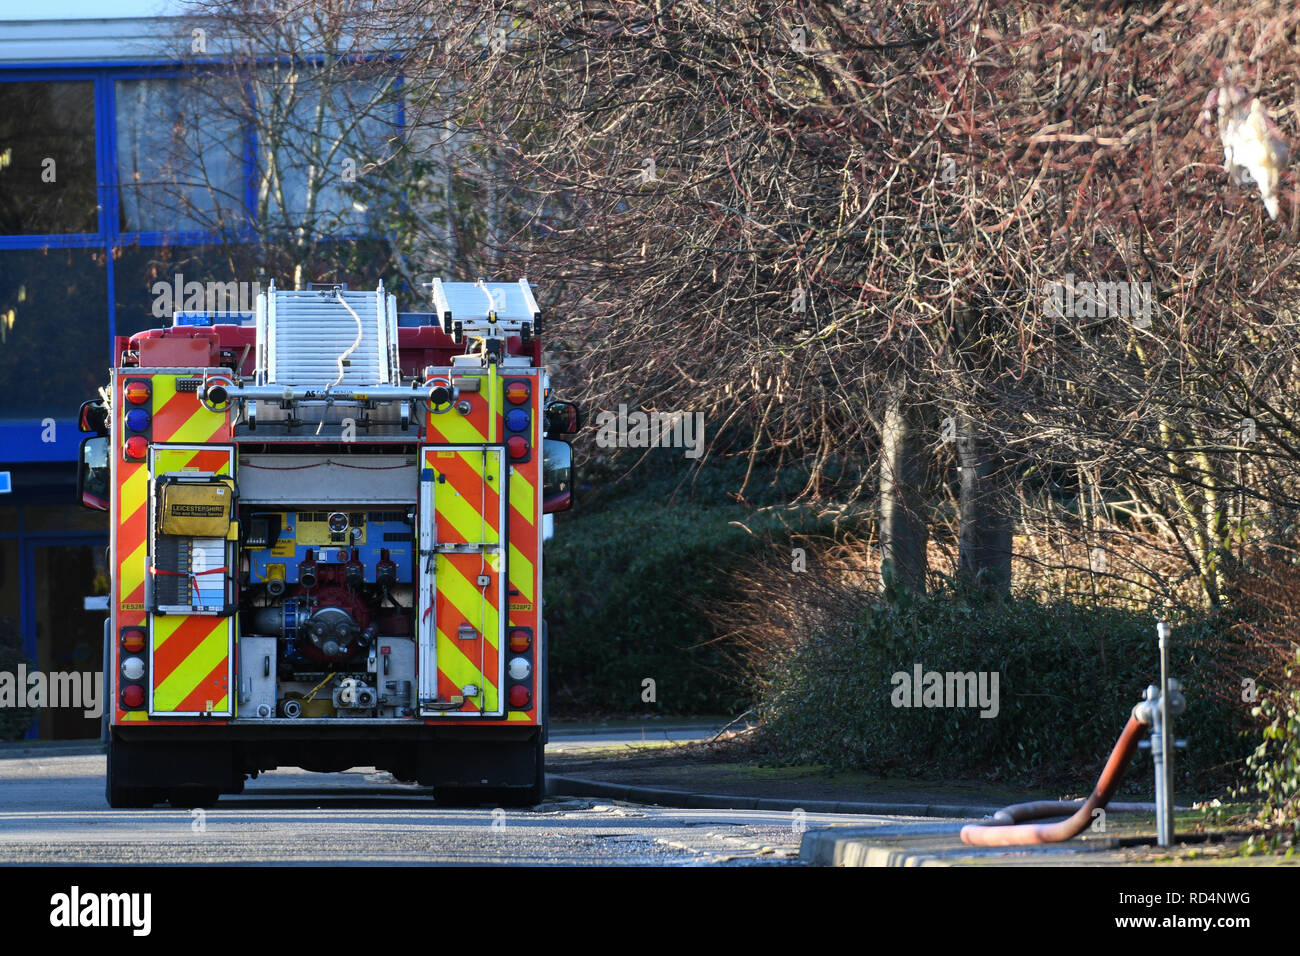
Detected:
left=76, top=279, right=578, bottom=807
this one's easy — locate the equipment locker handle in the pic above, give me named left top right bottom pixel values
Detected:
left=264, top=655, right=271, bottom=677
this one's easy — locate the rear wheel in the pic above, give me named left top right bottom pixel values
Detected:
left=531, top=734, right=546, bottom=804
left=429, top=737, right=545, bottom=807
left=433, top=786, right=497, bottom=807
left=105, top=734, right=161, bottom=809
left=492, top=737, right=545, bottom=807
left=168, top=787, right=220, bottom=808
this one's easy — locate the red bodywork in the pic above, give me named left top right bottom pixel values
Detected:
left=117, top=323, right=543, bottom=372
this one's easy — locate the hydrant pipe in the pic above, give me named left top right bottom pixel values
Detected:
left=960, top=716, right=1147, bottom=846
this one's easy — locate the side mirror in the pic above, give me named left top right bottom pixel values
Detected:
left=544, top=401, right=581, bottom=436
left=78, top=400, right=109, bottom=436
left=542, top=438, right=572, bottom=514
left=77, top=436, right=110, bottom=511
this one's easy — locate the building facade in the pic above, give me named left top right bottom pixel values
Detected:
left=0, top=3, right=398, bottom=738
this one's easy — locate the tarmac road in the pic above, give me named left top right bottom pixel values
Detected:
left=0, top=724, right=902, bottom=866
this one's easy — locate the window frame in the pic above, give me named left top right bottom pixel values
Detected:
left=0, top=60, right=404, bottom=461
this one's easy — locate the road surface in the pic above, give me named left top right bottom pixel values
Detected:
left=0, top=722, right=904, bottom=866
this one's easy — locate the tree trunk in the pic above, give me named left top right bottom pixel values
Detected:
left=879, top=387, right=930, bottom=595
left=957, top=414, right=1013, bottom=598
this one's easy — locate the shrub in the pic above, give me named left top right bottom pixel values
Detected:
left=546, top=500, right=841, bottom=715
left=544, top=447, right=854, bottom=716
left=751, top=589, right=1252, bottom=791
left=1235, top=651, right=1300, bottom=851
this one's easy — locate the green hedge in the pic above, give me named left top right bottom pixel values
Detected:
left=544, top=447, right=852, bottom=716
left=753, top=591, right=1253, bottom=791
left=546, top=502, right=772, bottom=715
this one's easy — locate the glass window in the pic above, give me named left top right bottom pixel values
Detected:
left=114, top=243, right=267, bottom=339
left=33, top=540, right=108, bottom=740
left=0, top=539, right=17, bottom=622
left=115, top=78, right=248, bottom=234
left=255, top=75, right=399, bottom=237
left=114, top=241, right=398, bottom=339
left=0, top=82, right=98, bottom=235
left=21, top=504, right=110, bottom=533
left=0, top=248, right=108, bottom=419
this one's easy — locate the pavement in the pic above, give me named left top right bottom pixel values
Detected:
left=543, top=719, right=1280, bottom=867
left=798, top=815, right=1264, bottom=867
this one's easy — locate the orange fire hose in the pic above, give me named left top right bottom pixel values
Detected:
left=960, top=716, right=1147, bottom=846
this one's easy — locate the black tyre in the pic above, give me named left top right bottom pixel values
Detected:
left=168, top=787, right=220, bottom=808
left=432, top=786, right=496, bottom=807
left=491, top=737, right=545, bottom=807
left=105, top=734, right=161, bottom=809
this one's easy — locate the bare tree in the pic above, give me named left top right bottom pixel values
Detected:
left=188, top=0, right=1300, bottom=614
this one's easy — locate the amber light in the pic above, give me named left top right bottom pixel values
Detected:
left=509, top=628, right=532, bottom=653
left=124, top=381, right=151, bottom=405
left=505, top=381, right=530, bottom=404
left=121, top=629, right=146, bottom=653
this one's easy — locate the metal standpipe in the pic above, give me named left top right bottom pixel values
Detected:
left=962, top=621, right=1187, bottom=848
left=1132, top=621, right=1185, bottom=848
left=1157, top=621, right=1174, bottom=846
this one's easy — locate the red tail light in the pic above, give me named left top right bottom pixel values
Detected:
left=121, top=684, right=145, bottom=708
left=124, top=435, right=148, bottom=460
left=508, top=685, right=531, bottom=709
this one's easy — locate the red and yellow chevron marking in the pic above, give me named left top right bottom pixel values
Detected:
left=505, top=378, right=541, bottom=723
left=116, top=375, right=231, bottom=623
left=114, top=375, right=149, bottom=724
left=152, top=375, right=230, bottom=444
left=430, top=450, right=501, bottom=544
left=151, top=615, right=231, bottom=714
left=147, top=445, right=234, bottom=715
left=506, top=444, right=540, bottom=724
left=150, top=446, right=233, bottom=479
left=508, top=463, right=538, bottom=604
left=117, top=461, right=149, bottom=612
left=433, top=553, right=501, bottom=713
left=425, top=446, right=503, bottom=714
left=112, top=371, right=237, bottom=725
left=424, top=371, right=502, bottom=444
left=420, top=370, right=543, bottom=724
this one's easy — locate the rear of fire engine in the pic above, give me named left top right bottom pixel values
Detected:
left=76, top=279, right=578, bottom=807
